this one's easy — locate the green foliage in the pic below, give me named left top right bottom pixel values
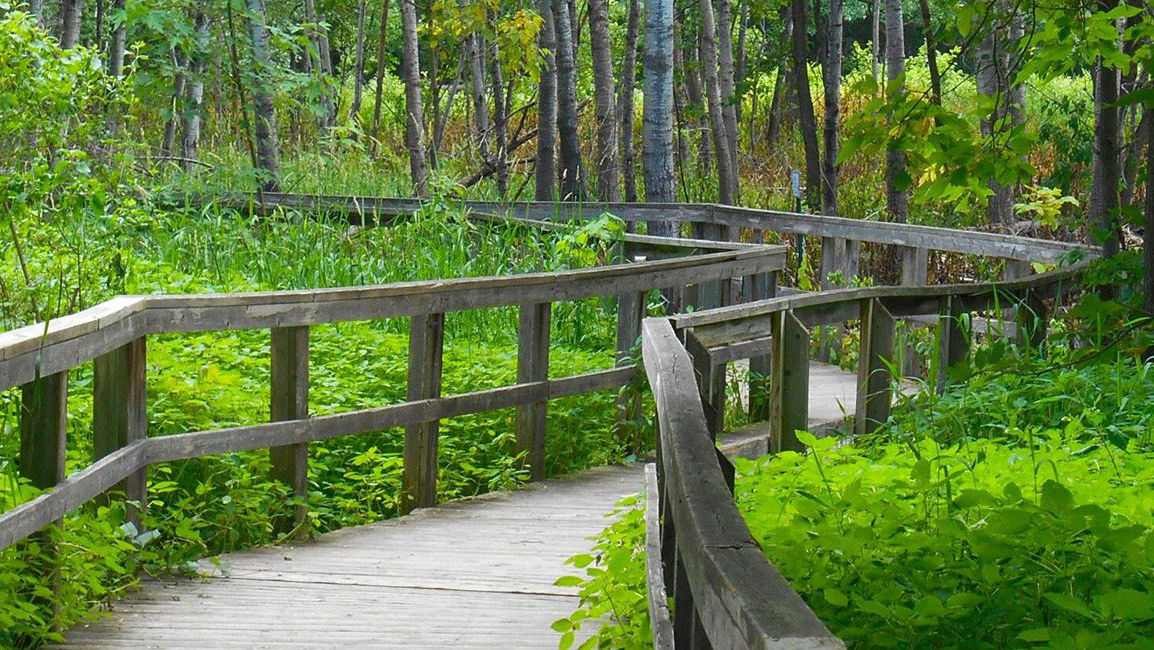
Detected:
left=553, top=495, right=652, bottom=650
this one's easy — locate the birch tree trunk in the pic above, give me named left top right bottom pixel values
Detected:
left=400, top=0, right=430, bottom=195
left=642, top=0, right=677, bottom=233
left=535, top=0, right=558, bottom=200
left=589, top=0, right=619, bottom=201
left=304, top=0, right=336, bottom=130
left=370, top=0, right=392, bottom=151
left=553, top=0, right=585, bottom=200
left=246, top=0, right=282, bottom=192
left=791, top=0, right=821, bottom=211
left=699, top=0, right=735, bottom=206
left=466, top=8, right=490, bottom=161
left=181, top=11, right=210, bottom=171
left=884, top=0, right=908, bottom=223
left=488, top=36, right=509, bottom=196
left=821, top=0, right=843, bottom=215
left=108, top=0, right=127, bottom=77
left=161, top=52, right=186, bottom=157
left=619, top=0, right=641, bottom=202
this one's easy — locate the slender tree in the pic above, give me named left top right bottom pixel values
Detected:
left=488, top=34, right=509, bottom=196
left=716, top=0, right=739, bottom=199
left=58, top=0, right=82, bottom=48
left=884, top=0, right=908, bottom=223
left=370, top=0, right=392, bottom=151
left=821, top=0, right=843, bottom=215
left=465, top=4, right=490, bottom=161
left=642, top=0, right=677, bottom=234
left=618, top=0, right=641, bottom=202
left=916, top=0, right=942, bottom=105
left=181, top=11, right=210, bottom=170
left=349, top=0, right=369, bottom=122
left=400, top=0, right=430, bottom=195
left=108, top=0, right=127, bottom=77
left=698, top=0, right=735, bottom=206
left=535, top=0, right=558, bottom=200
left=791, top=0, right=821, bottom=211
left=553, top=0, right=585, bottom=200
left=1144, top=103, right=1154, bottom=314
left=245, top=0, right=282, bottom=192
left=1091, top=60, right=1122, bottom=256
left=304, top=0, right=336, bottom=130
left=589, top=0, right=619, bottom=201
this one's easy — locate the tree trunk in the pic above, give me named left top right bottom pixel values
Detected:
left=59, top=0, right=82, bottom=49
left=870, top=0, right=880, bottom=84
left=766, top=17, right=791, bottom=151
left=619, top=0, right=641, bottom=202
left=791, top=0, right=821, bottom=211
left=642, top=0, right=677, bottom=233
left=534, top=0, right=558, bottom=200
left=686, top=32, right=712, bottom=176
left=1144, top=103, right=1154, bottom=314
left=735, top=1, right=748, bottom=125
left=916, top=0, right=941, bottom=105
left=400, top=0, right=429, bottom=195
left=884, top=0, right=908, bottom=223
left=350, top=0, right=368, bottom=122
left=246, top=0, right=282, bottom=192
left=1091, top=59, right=1121, bottom=257
left=108, top=0, right=127, bottom=77
left=716, top=0, right=739, bottom=201
left=28, top=0, right=44, bottom=27
left=161, top=52, right=187, bottom=158
left=553, top=0, right=585, bottom=200
left=466, top=6, right=490, bottom=161
left=488, top=35, right=509, bottom=197
left=304, top=0, right=336, bottom=131
left=588, top=0, right=619, bottom=201
left=699, top=0, right=735, bottom=206
left=181, top=11, right=210, bottom=171
left=370, top=0, right=392, bottom=151
left=821, top=0, right=843, bottom=215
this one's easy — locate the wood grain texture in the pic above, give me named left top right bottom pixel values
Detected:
left=61, top=464, right=645, bottom=649
left=516, top=303, right=551, bottom=481
left=269, top=326, right=310, bottom=536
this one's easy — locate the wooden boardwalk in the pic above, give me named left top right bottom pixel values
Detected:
left=62, top=361, right=862, bottom=649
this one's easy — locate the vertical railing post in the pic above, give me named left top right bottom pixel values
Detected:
left=899, top=247, right=929, bottom=377
left=770, top=310, right=809, bottom=453
left=93, top=337, right=148, bottom=525
left=402, top=313, right=445, bottom=513
left=270, top=326, right=309, bottom=536
left=747, top=271, right=776, bottom=421
left=817, top=237, right=846, bottom=361
left=19, top=371, right=68, bottom=628
left=516, top=302, right=551, bottom=481
left=936, top=295, right=969, bottom=392
left=684, top=331, right=724, bottom=439
left=615, top=291, right=646, bottom=436
left=1017, top=289, right=1048, bottom=351
left=856, top=298, right=896, bottom=436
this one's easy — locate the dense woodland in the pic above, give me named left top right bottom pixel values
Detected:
left=3, top=0, right=1154, bottom=646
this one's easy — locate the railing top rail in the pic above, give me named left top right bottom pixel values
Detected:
left=642, top=317, right=843, bottom=649
left=0, top=246, right=785, bottom=392
left=205, top=192, right=1095, bottom=264
left=671, top=261, right=1088, bottom=333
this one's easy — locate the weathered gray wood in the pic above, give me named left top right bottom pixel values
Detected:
left=642, top=318, right=842, bottom=649
left=20, top=373, right=68, bottom=490
left=214, top=192, right=1091, bottom=263
left=645, top=463, right=675, bottom=650
left=516, top=303, right=551, bottom=481
left=93, top=338, right=148, bottom=523
left=615, top=291, right=646, bottom=364
left=936, top=296, right=968, bottom=391
left=402, top=313, right=445, bottom=513
left=746, top=272, right=776, bottom=421
left=270, top=326, right=309, bottom=537
left=64, top=464, right=645, bottom=648
left=684, top=330, right=724, bottom=438
left=856, top=299, right=896, bottom=437
left=1, top=247, right=784, bottom=391
left=900, top=246, right=929, bottom=286
left=770, top=311, right=810, bottom=453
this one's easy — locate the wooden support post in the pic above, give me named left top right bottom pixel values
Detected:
left=856, top=298, right=896, bottom=437
left=270, top=326, right=309, bottom=537
left=402, top=313, right=445, bottom=513
left=615, top=291, right=646, bottom=365
left=748, top=272, right=776, bottom=421
left=900, top=247, right=929, bottom=286
left=93, top=337, right=148, bottom=524
left=845, top=239, right=860, bottom=281
left=936, top=296, right=969, bottom=392
left=1017, top=290, right=1048, bottom=351
left=19, top=371, right=68, bottom=630
left=516, top=302, right=551, bottom=481
left=818, top=238, right=846, bottom=362
left=685, top=331, right=724, bottom=439
left=770, top=310, right=809, bottom=453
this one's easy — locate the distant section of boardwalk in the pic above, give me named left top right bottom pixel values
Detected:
left=61, top=360, right=863, bottom=649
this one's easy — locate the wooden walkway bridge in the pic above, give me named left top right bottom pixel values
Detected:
left=0, top=195, right=1093, bottom=648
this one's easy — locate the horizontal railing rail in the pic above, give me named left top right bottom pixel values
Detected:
left=206, top=192, right=1093, bottom=264
left=642, top=259, right=1092, bottom=648
left=0, top=243, right=787, bottom=556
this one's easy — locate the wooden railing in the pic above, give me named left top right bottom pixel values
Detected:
left=641, top=261, right=1089, bottom=648
left=0, top=243, right=786, bottom=554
